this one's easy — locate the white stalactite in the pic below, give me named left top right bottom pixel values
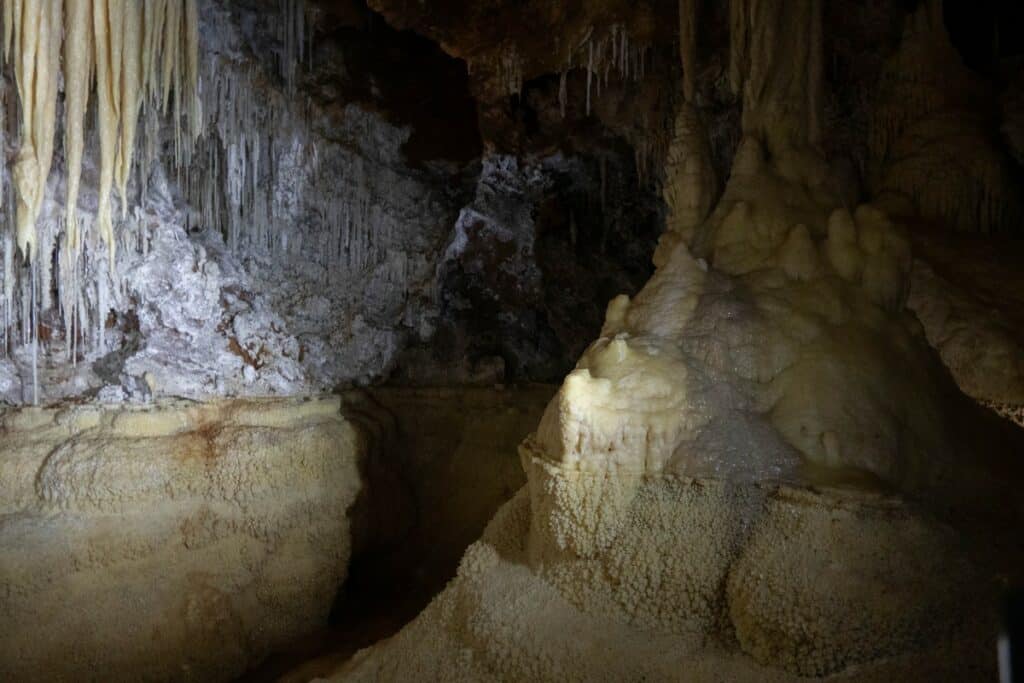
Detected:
left=94, top=0, right=119, bottom=263
left=12, top=1, right=62, bottom=260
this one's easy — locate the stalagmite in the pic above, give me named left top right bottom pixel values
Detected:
left=662, top=105, right=717, bottom=245
left=313, top=3, right=1024, bottom=681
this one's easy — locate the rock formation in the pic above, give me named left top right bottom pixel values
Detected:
left=0, top=397, right=364, bottom=681
left=323, top=1, right=1024, bottom=680
left=0, top=0, right=1023, bottom=680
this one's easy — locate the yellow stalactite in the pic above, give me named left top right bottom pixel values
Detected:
left=93, top=0, right=118, bottom=263
left=2, top=0, right=201, bottom=267
left=116, top=1, right=143, bottom=218
left=161, top=0, right=180, bottom=114
left=64, top=0, right=94, bottom=254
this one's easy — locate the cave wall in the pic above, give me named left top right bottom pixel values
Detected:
left=0, top=0, right=1022, bottom=681
left=0, top=0, right=671, bottom=404
left=0, top=397, right=364, bottom=681
left=1, top=0, right=1023, bottom=406
left=322, top=1, right=1024, bottom=681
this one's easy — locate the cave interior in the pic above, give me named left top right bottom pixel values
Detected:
left=1, top=0, right=1024, bottom=681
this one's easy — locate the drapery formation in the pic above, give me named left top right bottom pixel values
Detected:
left=3, top=0, right=200, bottom=265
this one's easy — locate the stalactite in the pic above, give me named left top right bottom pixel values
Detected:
left=94, top=0, right=119, bottom=263
left=115, top=1, right=143, bottom=219
left=728, top=0, right=825, bottom=152
left=11, top=1, right=62, bottom=260
left=728, top=0, right=748, bottom=96
left=64, top=0, right=92, bottom=254
left=2, top=1, right=13, bottom=62
left=679, top=0, right=698, bottom=102
left=144, top=0, right=167, bottom=105
left=586, top=41, right=593, bottom=115
left=183, top=0, right=200, bottom=137
left=807, top=0, right=824, bottom=146
left=568, top=23, right=649, bottom=117
left=160, top=0, right=179, bottom=116
left=182, top=0, right=401, bottom=284
left=0, top=0, right=203, bottom=393
left=558, top=70, right=567, bottom=118
left=279, top=0, right=306, bottom=94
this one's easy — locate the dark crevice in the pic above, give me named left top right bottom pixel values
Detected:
left=307, top=0, right=482, bottom=166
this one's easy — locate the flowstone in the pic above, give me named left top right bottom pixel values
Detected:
left=327, top=136, right=1023, bottom=683
left=0, top=396, right=366, bottom=681
left=323, top=1, right=1024, bottom=675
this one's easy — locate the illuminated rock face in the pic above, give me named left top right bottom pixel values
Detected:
left=331, top=136, right=1022, bottom=682
left=0, top=397, right=365, bottom=682
left=334, top=485, right=994, bottom=682
left=1, top=0, right=1023, bottom=680
left=906, top=239, right=1024, bottom=422
left=322, top=2, right=1024, bottom=680
left=507, top=140, right=1020, bottom=681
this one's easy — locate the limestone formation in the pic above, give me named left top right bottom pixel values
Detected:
left=0, top=397, right=365, bottom=681
left=0, top=0, right=1022, bottom=681
left=322, top=1, right=1024, bottom=680
left=868, top=0, right=1023, bottom=234
left=332, top=132, right=1023, bottom=679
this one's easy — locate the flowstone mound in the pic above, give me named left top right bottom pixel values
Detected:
left=320, top=0, right=1024, bottom=676
left=907, top=233, right=1024, bottom=426
left=327, top=130, right=1024, bottom=681
left=0, top=397, right=366, bottom=682
left=335, top=485, right=996, bottom=682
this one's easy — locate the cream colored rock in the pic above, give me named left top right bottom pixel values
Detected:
left=662, top=104, right=717, bottom=245
left=332, top=482, right=993, bottom=683
left=322, top=1, right=1023, bottom=679
left=908, top=255, right=1024, bottom=411
left=0, top=397, right=366, bottom=682
left=727, top=487, right=981, bottom=677
left=867, top=0, right=1023, bottom=235
left=328, top=138, right=1022, bottom=683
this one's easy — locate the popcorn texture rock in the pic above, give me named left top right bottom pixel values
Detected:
left=0, top=397, right=365, bottom=681
left=323, top=1, right=1024, bottom=680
